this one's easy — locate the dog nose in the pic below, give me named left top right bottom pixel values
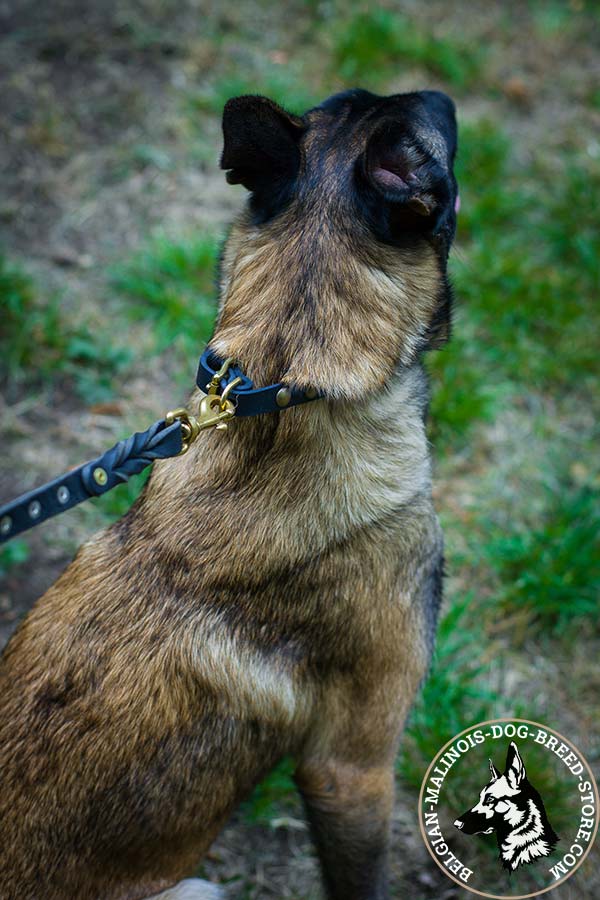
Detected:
left=454, top=819, right=463, bottom=829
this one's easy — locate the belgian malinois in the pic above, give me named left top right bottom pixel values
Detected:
left=454, top=742, right=559, bottom=872
left=0, top=88, right=458, bottom=899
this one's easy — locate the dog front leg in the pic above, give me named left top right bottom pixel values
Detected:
left=295, top=759, right=394, bottom=900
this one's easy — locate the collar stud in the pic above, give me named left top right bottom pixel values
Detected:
left=276, top=387, right=292, bottom=408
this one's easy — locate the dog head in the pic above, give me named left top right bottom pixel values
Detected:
left=221, top=88, right=458, bottom=257
left=454, top=742, right=560, bottom=872
left=454, top=742, right=530, bottom=837
left=215, top=89, right=459, bottom=396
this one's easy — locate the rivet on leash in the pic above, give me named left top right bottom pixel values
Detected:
left=93, top=467, right=108, bottom=486
left=57, top=486, right=70, bottom=504
left=28, top=501, right=41, bottom=519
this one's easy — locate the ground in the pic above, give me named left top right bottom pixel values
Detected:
left=1, top=2, right=599, bottom=898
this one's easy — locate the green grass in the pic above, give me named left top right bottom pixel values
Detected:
left=189, top=65, right=322, bottom=118
left=0, top=253, right=132, bottom=402
left=110, top=234, right=220, bottom=353
left=0, top=540, right=29, bottom=579
left=427, top=119, right=519, bottom=446
left=107, top=143, right=173, bottom=183
left=532, top=1, right=579, bottom=38
left=482, top=482, right=600, bottom=634
left=242, top=757, right=296, bottom=825
left=0, top=253, right=78, bottom=382
left=427, top=325, right=505, bottom=448
left=333, top=10, right=484, bottom=89
left=429, top=117, right=600, bottom=448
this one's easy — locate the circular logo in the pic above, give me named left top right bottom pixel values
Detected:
left=418, top=719, right=598, bottom=899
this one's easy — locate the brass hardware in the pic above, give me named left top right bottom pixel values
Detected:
left=166, top=407, right=197, bottom=454
left=93, top=467, right=108, bottom=486
left=197, top=394, right=235, bottom=432
left=220, top=376, right=242, bottom=405
left=206, top=356, right=236, bottom=395
left=166, top=386, right=236, bottom=455
left=304, top=386, right=318, bottom=400
left=276, top=387, right=292, bottom=408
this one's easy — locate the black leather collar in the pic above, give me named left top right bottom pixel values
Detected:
left=196, top=348, right=320, bottom=417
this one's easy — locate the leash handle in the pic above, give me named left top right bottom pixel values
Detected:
left=0, top=419, right=183, bottom=544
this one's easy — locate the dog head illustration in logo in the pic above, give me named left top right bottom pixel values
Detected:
left=454, top=741, right=559, bottom=872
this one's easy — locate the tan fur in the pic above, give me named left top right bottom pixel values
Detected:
left=0, top=92, right=453, bottom=900
left=214, top=209, right=441, bottom=398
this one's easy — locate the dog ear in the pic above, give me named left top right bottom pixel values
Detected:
left=362, top=117, right=457, bottom=248
left=221, top=95, right=305, bottom=192
left=505, top=741, right=526, bottom=789
left=489, top=759, right=501, bottom=781
left=416, top=90, right=458, bottom=163
left=364, top=120, right=438, bottom=214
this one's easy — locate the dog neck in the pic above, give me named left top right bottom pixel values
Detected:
left=148, top=217, right=438, bottom=578
left=209, top=207, right=445, bottom=402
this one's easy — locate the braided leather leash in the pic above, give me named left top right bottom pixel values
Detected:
left=0, top=349, right=320, bottom=544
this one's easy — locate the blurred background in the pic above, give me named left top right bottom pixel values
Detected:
left=0, top=1, right=599, bottom=897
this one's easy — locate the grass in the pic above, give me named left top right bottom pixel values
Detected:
left=0, top=540, right=29, bottom=579
left=332, top=10, right=485, bottom=90
left=0, top=253, right=132, bottom=402
left=242, top=757, right=296, bottom=825
left=427, top=324, right=504, bottom=448
left=429, top=117, right=600, bottom=449
left=532, top=1, right=580, bottom=38
left=110, top=234, right=220, bottom=353
left=482, top=482, right=600, bottom=634
left=426, top=119, right=518, bottom=447
left=188, top=64, right=322, bottom=119
left=1, top=253, right=54, bottom=376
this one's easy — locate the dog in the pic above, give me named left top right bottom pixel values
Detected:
left=0, top=88, right=458, bottom=900
left=454, top=741, right=559, bottom=872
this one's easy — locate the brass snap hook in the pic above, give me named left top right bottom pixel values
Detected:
left=206, top=356, right=236, bottom=395
left=166, top=364, right=240, bottom=453
left=165, top=407, right=201, bottom=454
left=220, top=376, right=242, bottom=406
